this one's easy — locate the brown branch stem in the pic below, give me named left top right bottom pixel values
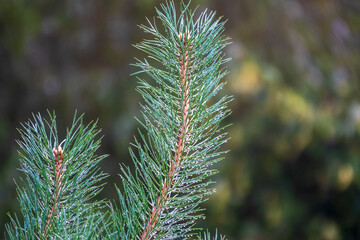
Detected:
left=139, top=33, right=192, bottom=240
left=43, top=146, right=64, bottom=238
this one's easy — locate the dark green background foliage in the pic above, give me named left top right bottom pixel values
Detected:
left=0, top=0, right=359, bottom=239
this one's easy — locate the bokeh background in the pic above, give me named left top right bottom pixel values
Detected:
left=1, top=0, right=360, bottom=239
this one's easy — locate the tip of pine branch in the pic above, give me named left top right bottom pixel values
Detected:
left=179, top=31, right=191, bottom=42
left=58, top=145, right=63, bottom=155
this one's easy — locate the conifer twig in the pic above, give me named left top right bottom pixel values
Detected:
left=140, top=32, right=192, bottom=240
left=6, top=112, right=107, bottom=239
left=109, top=1, right=231, bottom=239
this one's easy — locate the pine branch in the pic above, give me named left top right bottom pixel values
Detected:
left=110, top=1, right=231, bottom=239
left=6, top=112, right=108, bottom=240
left=140, top=31, right=193, bottom=240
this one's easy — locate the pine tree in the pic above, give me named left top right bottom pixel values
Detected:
left=5, top=1, right=231, bottom=239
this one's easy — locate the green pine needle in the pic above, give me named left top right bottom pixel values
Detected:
left=197, top=230, right=226, bottom=240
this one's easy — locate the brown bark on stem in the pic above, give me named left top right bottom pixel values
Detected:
left=139, top=33, right=192, bottom=240
left=43, top=146, right=64, bottom=238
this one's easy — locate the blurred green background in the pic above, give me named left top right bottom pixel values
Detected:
left=1, top=0, right=360, bottom=239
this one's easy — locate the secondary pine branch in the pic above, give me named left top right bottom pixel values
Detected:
left=140, top=32, right=192, bottom=240
left=6, top=112, right=107, bottom=239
